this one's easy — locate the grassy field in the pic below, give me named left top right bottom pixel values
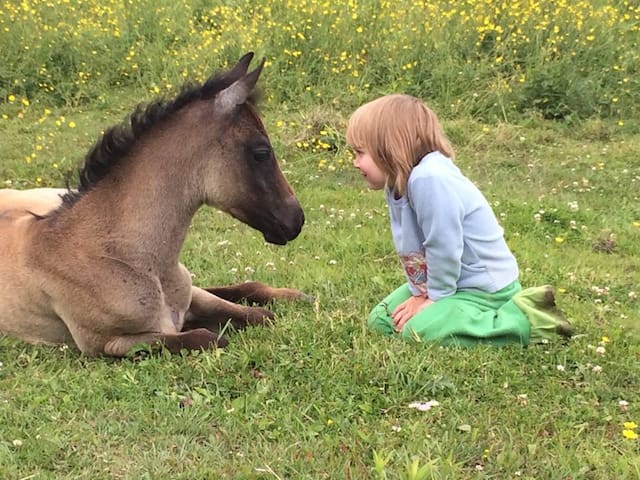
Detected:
left=1, top=1, right=640, bottom=479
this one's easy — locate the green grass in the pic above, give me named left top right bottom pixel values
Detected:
left=1, top=96, right=639, bottom=478
left=1, top=0, right=640, bottom=478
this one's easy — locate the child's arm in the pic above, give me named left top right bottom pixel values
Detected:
left=411, top=174, right=465, bottom=300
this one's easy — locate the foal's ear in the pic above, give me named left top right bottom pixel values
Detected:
left=219, top=52, right=255, bottom=86
left=214, top=57, right=265, bottom=113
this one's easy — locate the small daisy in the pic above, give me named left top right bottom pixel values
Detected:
left=408, top=400, right=440, bottom=411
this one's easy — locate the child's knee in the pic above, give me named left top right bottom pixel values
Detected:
left=367, top=303, right=394, bottom=335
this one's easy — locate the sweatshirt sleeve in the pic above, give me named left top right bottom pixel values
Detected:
left=409, top=174, right=465, bottom=300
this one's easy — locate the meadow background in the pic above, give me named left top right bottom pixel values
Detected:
left=1, top=0, right=639, bottom=478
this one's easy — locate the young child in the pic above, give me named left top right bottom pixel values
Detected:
left=347, top=94, right=573, bottom=346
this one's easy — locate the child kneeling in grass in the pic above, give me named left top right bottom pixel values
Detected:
left=347, top=94, right=573, bottom=346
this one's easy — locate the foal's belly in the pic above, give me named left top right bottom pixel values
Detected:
left=0, top=309, right=75, bottom=347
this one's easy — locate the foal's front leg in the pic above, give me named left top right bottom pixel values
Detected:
left=103, top=329, right=228, bottom=357
left=203, top=280, right=313, bottom=304
left=183, top=286, right=276, bottom=333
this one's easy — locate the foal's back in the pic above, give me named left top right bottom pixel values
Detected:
left=0, top=188, right=64, bottom=216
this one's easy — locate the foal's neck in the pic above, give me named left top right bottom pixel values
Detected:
left=83, top=138, right=202, bottom=270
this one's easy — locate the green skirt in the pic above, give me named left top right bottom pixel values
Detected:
left=368, top=281, right=573, bottom=346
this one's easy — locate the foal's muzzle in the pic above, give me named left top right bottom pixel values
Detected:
left=263, top=196, right=305, bottom=245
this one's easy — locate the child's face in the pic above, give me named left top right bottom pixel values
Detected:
left=352, top=148, right=385, bottom=190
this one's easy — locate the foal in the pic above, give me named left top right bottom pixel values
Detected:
left=0, top=53, right=308, bottom=357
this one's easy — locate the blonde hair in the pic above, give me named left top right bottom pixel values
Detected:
left=346, top=94, right=454, bottom=196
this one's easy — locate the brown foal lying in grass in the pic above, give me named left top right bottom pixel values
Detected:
left=0, top=53, right=310, bottom=357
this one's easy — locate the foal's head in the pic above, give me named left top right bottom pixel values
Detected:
left=62, top=53, right=303, bottom=245
left=188, top=53, right=304, bottom=245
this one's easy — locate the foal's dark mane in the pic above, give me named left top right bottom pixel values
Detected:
left=60, top=71, right=260, bottom=208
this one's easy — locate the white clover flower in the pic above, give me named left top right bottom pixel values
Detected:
left=408, top=400, right=440, bottom=411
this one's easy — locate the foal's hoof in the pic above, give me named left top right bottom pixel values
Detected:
left=200, top=329, right=229, bottom=349
left=185, top=328, right=229, bottom=350
left=214, top=335, right=229, bottom=348
left=250, top=307, right=275, bottom=325
left=298, top=292, right=316, bottom=303
left=284, top=288, right=315, bottom=303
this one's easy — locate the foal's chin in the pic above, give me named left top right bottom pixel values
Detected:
left=260, top=215, right=305, bottom=245
left=262, top=230, right=295, bottom=246
left=225, top=204, right=305, bottom=246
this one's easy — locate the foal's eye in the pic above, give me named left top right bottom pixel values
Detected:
left=253, top=147, right=271, bottom=162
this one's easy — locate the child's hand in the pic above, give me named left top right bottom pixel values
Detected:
left=392, top=295, right=433, bottom=332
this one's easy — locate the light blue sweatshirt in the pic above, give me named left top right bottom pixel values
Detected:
left=386, top=151, right=519, bottom=300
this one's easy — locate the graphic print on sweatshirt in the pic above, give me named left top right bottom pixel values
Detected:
left=399, top=252, right=428, bottom=295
